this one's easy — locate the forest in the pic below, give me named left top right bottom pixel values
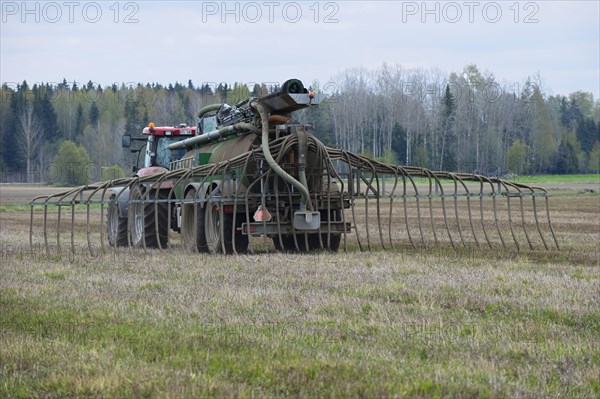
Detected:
left=1, top=63, right=598, bottom=184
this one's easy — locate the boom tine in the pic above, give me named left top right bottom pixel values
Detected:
left=402, top=170, right=416, bottom=249
left=28, top=115, right=561, bottom=256
left=482, top=176, right=506, bottom=249
left=43, top=200, right=49, bottom=256
left=435, top=173, right=456, bottom=250
left=387, top=167, right=400, bottom=249
left=456, top=174, right=479, bottom=248
left=475, top=175, right=493, bottom=249
left=512, top=182, right=533, bottom=250
left=344, top=154, right=363, bottom=252
left=544, top=193, right=560, bottom=250
left=425, top=170, right=438, bottom=245
left=450, top=173, right=467, bottom=248
left=499, top=180, right=520, bottom=250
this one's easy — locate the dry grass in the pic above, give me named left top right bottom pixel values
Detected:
left=0, top=183, right=599, bottom=397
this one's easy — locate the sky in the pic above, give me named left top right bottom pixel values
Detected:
left=1, top=0, right=599, bottom=98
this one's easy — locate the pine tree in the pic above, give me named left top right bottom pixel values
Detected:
left=439, top=84, right=457, bottom=170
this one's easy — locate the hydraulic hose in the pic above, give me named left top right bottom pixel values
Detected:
left=252, top=100, right=311, bottom=210
left=197, top=103, right=222, bottom=118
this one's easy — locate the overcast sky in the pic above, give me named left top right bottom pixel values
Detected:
left=1, top=1, right=599, bottom=98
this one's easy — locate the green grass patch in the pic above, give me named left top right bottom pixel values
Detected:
left=507, top=174, right=600, bottom=184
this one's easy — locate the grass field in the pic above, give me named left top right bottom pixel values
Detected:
left=1, top=176, right=599, bottom=397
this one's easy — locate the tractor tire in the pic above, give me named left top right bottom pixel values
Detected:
left=181, top=189, right=208, bottom=253
left=128, top=185, right=169, bottom=249
left=205, top=201, right=248, bottom=254
left=107, top=198, right=128, bottom=247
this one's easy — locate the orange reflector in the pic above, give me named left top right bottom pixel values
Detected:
left=253, top=205, right=272, bottom=222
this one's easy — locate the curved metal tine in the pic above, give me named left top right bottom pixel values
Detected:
left=358, top=156, right=384, bottom=250
left=406, top=170, right=425, bottom=249
left=43, top=199, right=49, bottom=255
left=384, top=165, right=400, bottom=250
left=169, top=167, right=195, bottom=251
left=85, top=180, right=116, bottom=256
left=470, top=174, right=492, bottom=249
left=495, top=179, right=520, bottom=251
left=479, top=175, right=506, bottom=249
left=29, top=201, right=35, bottom=251
left=344, top=152, right=363, bottom=251
left=192, top=172, right=211, bottom=254
left=218, top=168, right=226, bottom=255
left=515, top=183, right=549, bottom=250
left=368, top=158, right=399, bottom=249
left=432, top=172, right=456, bottom=250
left=152, top=170, right=170, bottom=251
left=54, top=187, right=82, bottom=256
left=323, top=147, right=348, bottom=252
left=449, top=173, right=467, bottom=248
left=504, top=180, right=534, bottom=250
left=318, top=142, right=332, bottom=250
left=239, top=150, right=256, bottom=253
left=357, top=157, right=374, bottom=251
left=124, top=177, right=142, bottom=250
left=70, top=192, right=77, bottom=262
left=75, top=186, right=90, bottom=259
left=544, top=191, right=560, bottom=250
left=455, top=174, right=479, bottom=248
left=372, top=163, right=386, bottom=250
left=29, top=194, right=49, bottom=253
left=513, top=182, right=558, bottom=250
left=231, top=152, right=253, bottom=254
left=464, top=174, right=492, bottom=248
left=420, top=168, right=438, bottom=245
left=530, top=187, right=549, bottom=250
left=242, top=157, right=271, bottom=251
left=401, top=168, right=416, bottom=249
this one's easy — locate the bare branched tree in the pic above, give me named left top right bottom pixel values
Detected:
left=17, top=102, right=43, bottom=183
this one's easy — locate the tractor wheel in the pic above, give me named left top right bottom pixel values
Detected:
left=107, top=198, right=128, bottom=247
left=181, top=189, right=208, bottom=253
left=128, top=185, right=169, bottom=249
left=205, top=201, right=248, bottom=254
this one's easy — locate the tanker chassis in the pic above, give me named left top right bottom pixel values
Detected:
left=108, top=79, right=350, bottom=254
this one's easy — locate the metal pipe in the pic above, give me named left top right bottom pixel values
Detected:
left=251, top=100, right=311, bottom=209
left=167, top=122, right=259, bottom=150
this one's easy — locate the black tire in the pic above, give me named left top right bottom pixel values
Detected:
left=181, top=189, right=208, bottom=253
left=107, top=198, right=128, bottom=247
left=128, top=185, right=169, bottom=249
left=205, top=201, right=248, bottom=254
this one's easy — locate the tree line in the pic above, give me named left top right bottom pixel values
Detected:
left=0, top=64, right=598, bottom=184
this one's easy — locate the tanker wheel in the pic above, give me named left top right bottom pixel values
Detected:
left=181, top=189, right=208, bottom=253
left=107, top=197, right=128, bottom=247
left=128, top=185, right=169, bottom=249
left=205, top=202, right=248, bottom=254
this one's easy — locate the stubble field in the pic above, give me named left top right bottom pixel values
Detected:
left=0, top=177, right=599, bottom=398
